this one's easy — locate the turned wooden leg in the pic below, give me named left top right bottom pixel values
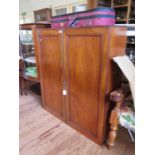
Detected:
left=107, top=108, right=119, bottom=149
left=107, top=88, right=127, bottom=149
left=107, top=123, right=118, bottom=149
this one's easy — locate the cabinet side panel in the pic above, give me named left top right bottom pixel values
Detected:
left=103, top=27, right=127, bottom=143
left=107, top=27, right=127, bottom=93
left=39, top=34, right=63, bottom=118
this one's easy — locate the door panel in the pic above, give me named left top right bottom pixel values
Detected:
left=38, top=30, right=63, bottom=118
left=64, top=28, right=107, bottom=139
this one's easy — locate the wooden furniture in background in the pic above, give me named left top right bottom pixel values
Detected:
left=107, top=84, right=130, bottom=148
left=126, top=25, right=135, bottom=64
left=19, top=58, right=41, bottom=96
left=87, top=0, right=111, bottom=9
left=87, top=0, right=135, bottom=24
left=98, top=0, right=111, bottom=7
left=19, top=23, right=51, bottom=95
left=19, top=23, right=51, bottom=82
left=111, top=0, right=135, bottom=23
left=107, top=83, right=135, bottom=148
left=106, top=55, right=135, bottom=148
left=37, top=26, right=127, bottom=145
left=34, top=8, right=52, bottom=22
left=19, top=59, right=26, bottom=95
left=87, top=0, right=98, bottom=9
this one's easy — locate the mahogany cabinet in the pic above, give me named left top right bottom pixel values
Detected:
left=37, top=27, right=127, bottom=145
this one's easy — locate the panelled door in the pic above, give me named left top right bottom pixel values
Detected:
left=38, top=29, right=64, bottom=119
left=64, top=27, right=109, bottom=144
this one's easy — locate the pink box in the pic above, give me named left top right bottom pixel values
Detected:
left=51, top=7, right=115, bottom=29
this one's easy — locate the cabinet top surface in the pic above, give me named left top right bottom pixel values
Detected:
left=36, top=26, right=127, bottom=32
left=34, top=8, right=52, bottom=12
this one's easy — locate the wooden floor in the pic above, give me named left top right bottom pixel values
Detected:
left=19, top=90, right=134, bottom=155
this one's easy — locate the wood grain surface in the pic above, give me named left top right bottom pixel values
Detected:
left=38, top=30, right=64, bottom=119
left=64, top=28, right=107, bottom=143
left=37, top=27, right=127, bottom=145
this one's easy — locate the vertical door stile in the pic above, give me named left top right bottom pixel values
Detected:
left=63, top=29, right=69, bottom=122
left=60, top=29, right=67, bottom=121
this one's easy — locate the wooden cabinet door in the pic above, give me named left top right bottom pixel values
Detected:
left=64, top=27, right=109, bottom=144
left=38, top=29, right=64, bottom=119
